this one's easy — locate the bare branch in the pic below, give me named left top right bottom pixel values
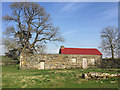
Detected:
left=3, top=2, right=64, bottom=54
left=100, top=26, right=119, bottom=58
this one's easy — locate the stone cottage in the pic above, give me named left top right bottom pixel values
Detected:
left=20, top=46, right=102, bottom=70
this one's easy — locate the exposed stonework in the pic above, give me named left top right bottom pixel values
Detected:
left=101, top=59, right=120, bottom=68
left=82, top=72, right=119, bottom=79
left=20, top=52, right=102, bottom=70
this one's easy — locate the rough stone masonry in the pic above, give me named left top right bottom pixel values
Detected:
left=20, top=52, right=102, bottom=70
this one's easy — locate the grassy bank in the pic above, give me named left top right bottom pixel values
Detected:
left=2, top=65, right=119, bottom=88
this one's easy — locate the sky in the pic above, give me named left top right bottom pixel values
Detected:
left=1, top=2, right=118, bottom=56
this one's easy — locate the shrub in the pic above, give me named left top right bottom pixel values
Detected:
left=1, top=56, right=18, bottom=65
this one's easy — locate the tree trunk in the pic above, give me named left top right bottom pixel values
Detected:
left=111, top=51, right=114, bottom=59
left=111, top=45, right=114, bottom=59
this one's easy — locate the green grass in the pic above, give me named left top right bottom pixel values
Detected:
left=2, top=65, right=120, bottom=88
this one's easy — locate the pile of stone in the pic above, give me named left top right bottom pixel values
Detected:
left=82, top=72, right=119, bottom=79
left=0, top=63, right=4, bottom=65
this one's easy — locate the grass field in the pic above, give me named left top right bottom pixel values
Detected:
left=2, top=65, right=120, bottom=88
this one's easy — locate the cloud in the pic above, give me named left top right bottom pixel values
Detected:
left=46, top=49, right=59, bottom=54
left=98, top=7, right=118, bottom=21
left=62, top=30, right=79, bottom=36
left=59, top=2, right=88, bottom=14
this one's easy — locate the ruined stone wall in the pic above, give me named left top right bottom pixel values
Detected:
left=101, top=59, right=120, bottom=68
left=20, top=53, right=102, bottom=70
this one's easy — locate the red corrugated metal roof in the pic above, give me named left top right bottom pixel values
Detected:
left=60, top=47, right=102, bottom=55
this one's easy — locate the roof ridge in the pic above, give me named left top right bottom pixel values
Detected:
left=64, top=47, right=98, bottom=49
left=60, top=47, right=102, bottom=55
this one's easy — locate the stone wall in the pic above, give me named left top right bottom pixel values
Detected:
left=20, top=53, right=102, bottom=70
left=101, top=59, right=120, bottom=68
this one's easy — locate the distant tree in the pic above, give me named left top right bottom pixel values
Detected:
left=3, top=2, right=64, bottom=55
left=2, top=37, right=19, bottom=60
left=5, top=49, right=18, bottom=60
left=100, top=26, right=119, bottom=59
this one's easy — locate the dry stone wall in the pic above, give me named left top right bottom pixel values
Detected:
left=101, top=59, right=120, bottom=68
left=20, top=53, right=102, bottom=70
left=82, top=72, right=119, bottom=79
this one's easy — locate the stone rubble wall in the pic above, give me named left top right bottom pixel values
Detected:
left=82, top=72, right=119, bottom=79
left=20, top=53, right=102, bottom=70
left=101, top=59, right=120, bottom=68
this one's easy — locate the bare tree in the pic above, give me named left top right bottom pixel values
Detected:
left=2, top=37, right=19, bottom=59
left=100, top=26, right=119, bottom=59
left=3, top=2, right=64, bottom=54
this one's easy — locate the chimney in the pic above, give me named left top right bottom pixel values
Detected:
left=61, top=46, right=64, bottom=49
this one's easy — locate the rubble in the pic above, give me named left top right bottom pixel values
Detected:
left=82, top=72, right=119, bottom=79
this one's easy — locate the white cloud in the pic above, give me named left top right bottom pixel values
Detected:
left=98, top=7, right=118, bottom=21
left=59, top=2, right=88, bottom=14
left=46, top=49, right=59, bottom=54
left=62, top=30, right=79, bottom=36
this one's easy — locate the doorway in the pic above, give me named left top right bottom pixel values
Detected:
left=82, top=58, right=87, bottom=69
left=40, top=61, right=45, bottom=69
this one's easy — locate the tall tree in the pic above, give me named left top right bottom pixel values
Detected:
left=100, top=26, right=119, bottom=59
left=3, top=2, right=64, bottom=54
